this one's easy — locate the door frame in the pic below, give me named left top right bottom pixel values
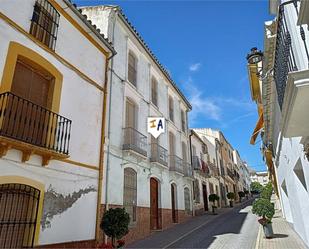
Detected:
left=202, top=183, right=208, bottom=211
left=171, top=183, right=178, bottom=223
left=150, top=177, right=161, bottom=230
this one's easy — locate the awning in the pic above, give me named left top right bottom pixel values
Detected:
left=250, top=114, right=264, bottom=145
left=264, top=149, right=273, bottom=170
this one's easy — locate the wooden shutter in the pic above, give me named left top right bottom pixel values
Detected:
left=192, top=145, right=196, bottom=157
left=128, top=52, right=137, bottom=86
left=182, top=142, right=187, bottom=163
left=169, top=97, right=174, bottom=121
left=151, top=78, right=158, bottom=106
left=169, top=132, right=175, bottom=155
left=11, top=60, right=50, bottom=108
left=125, top=99, right=136, bottom=129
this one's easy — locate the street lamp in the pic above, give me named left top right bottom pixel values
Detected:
left=246, top=47, right=263, bottom=65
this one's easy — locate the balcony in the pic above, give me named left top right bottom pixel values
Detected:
left=226, top=168, right=235, bottom=181
left=169, top=155, right=183, bottom=174
left=183, top=162, right=193, bottom=178
left=201, top=160, right=210, bottom=177
left=0, top=92, right=71, bottom=165
left=150, top=143, right=168, bottom=166
left=192, top=156, right=201, bottom=170
left=209, top=164, right=220, bottom=177
left=274, top=1, right=309, bottom=138
left=123, top=127, right=147, bottom=157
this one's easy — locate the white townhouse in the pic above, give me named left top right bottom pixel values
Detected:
left=239, top=162, right=251, bottom=192
left=81, top=5, right=194, bottom=244
left=247, top=0, right=309, bottom=246
left=232, top=150, right=243, bottom=196
left=190, top=130, right=220, bottom=215
left=0, top=0, right=115, bottom=247
left=194, top=128, right=230, bottom=207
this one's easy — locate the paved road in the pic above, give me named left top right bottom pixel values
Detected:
left=128, top=200, right=259, bottom=249
left=168, top=202, right=259, bottom=249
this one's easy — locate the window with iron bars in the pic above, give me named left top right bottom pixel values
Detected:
left=30, top=0, right=60, bottom=50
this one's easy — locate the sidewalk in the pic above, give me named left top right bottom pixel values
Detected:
left=127, top=198, right=254, bottom=248
left=255, top=198, right=308, bottom=249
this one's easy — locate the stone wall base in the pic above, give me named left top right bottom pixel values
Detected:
left=99, top=204, right=192, bottom=245
left=37, top=239, right=95, bottom=248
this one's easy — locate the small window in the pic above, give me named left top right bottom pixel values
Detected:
left=128, top=52, right=137, bottom=86
left=123, top=168, right=137, bottom=223
left=181, top=110, right=186, bottom=132
left=151, top=77, right=158, bottom=107
left=169, top=96, right=174, bottom=122
left=193, top=179, right=200, bottom=203
left=184, top=187, right=191, bottom=214
left=30, top=0, right=60, bottom=50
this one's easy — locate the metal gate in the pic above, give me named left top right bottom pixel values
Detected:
left=0, top=183, right=40, bottom=248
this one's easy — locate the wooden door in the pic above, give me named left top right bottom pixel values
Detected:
left=3, top=60, right=52, bottom=146
left=202, top=184, right=208, bottom=211
left=171, top=184, right=178, bottom=223
left=150, top=178, right=159, bottom=230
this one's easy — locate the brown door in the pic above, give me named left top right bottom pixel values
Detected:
left=202, top=184, right=209, bottom=211
left=150, top=178, right=159, bottom=230
left=171, top=184, right=178, bottom=223
left=2, top=60, right=52, bottom=146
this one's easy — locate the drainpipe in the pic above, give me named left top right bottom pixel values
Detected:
left=188, top=130, right=194, bottom=216
left=104, top=7, right=118, bottom=212
left=96, top=48, right=116, bottom=241
left=95, top=10, right=117, bottom=241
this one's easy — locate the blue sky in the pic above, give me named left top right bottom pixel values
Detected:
left=76, top=0, right=273, bottom=172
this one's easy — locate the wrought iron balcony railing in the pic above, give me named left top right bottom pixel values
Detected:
left=0, top=92, right=71, bottom=155
left=123, top=127, right=147, bottom=157
left=192, top=156, right=201, bottom=170
left=169, top=155, right=183, bottom=174
left=183, top=162, right=193, bottom=178
left=226, top=168, right=235, bottom=180
left=209, top=164, right=220, bottom=177
left=150, top=143, right=168, bottom=166
left=274, top=0, right=309, bottom=109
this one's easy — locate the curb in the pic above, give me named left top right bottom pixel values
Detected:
left=255, top=224, right=262, bottom=249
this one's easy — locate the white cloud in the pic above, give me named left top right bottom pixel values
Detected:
left=189, top=63, right=202, bottom=72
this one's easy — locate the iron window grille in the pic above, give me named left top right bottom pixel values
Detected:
left=0, top=184, right=40, bottom=248
left=30, top=0, right=60, bottom=50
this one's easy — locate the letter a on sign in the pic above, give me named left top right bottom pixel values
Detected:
left=147, top=117, right=165, bottom=138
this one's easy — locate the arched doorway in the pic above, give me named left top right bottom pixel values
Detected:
left=0, top=183, right=41, bottom=248
left=171, top=183, right=178, bottom=223
left=150, top=178, right=160, bottom=230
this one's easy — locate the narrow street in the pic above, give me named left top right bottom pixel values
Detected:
left=129, top=200, right=259, bottom=249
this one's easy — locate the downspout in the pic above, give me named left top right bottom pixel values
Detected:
left=96, top=41, right=116, bottom=242
left=104, top=8, right=118, bottom=211
left=188, top=130, right=194, bottom=216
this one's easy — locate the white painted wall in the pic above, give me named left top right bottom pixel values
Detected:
left=0, top=1, right=110, bottom=245
left=263, top=0, right=309, bottom=246
left=81, top=6, right=193, bottom=214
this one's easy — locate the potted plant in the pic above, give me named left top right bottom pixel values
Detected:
left=244, top=190, right=249, bottom=199
left=100, top=208, right=130, bottom=248
left=260, top=183, right=273, bottom=200
left=227, top=192, right=235, bottom=207
left=250, top=182, right=263, bottom=195
left=252, top=198, right=275, bottom=238
left=238, top=191, right=245, bottom=202
left=208, top=194, right=219, bottom=214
